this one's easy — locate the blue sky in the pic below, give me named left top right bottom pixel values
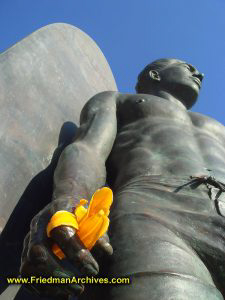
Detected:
left=0, top=0, right=224, bottom=124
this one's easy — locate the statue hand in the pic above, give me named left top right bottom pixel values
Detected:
left=20, top=204, right=101, bottom=299
left=92, top=232, right=113, bottom=256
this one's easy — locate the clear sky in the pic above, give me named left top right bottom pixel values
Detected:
left=0, top=0, right=224, bottom=124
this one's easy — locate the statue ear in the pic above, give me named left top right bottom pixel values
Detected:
left=149, top=70, right=161, bottom=81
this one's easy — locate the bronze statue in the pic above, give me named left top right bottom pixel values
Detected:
left=20, top=58, right=225, bottom=299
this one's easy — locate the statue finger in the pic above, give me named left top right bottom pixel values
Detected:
left=50, top=225, right=99, bottom=276
left=21, top=242, right=84, bottom=297
left=92, top=233, right=113, bottom=256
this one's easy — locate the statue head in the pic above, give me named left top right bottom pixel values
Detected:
left=135, top=58, right=204, bottom=109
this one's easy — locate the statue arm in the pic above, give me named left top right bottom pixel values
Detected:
left=51, top=90, right=118, bottom=212
left=20, top=91, right=119, bottom=298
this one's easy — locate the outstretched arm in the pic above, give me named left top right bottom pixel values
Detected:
left=20, top=91, right=119, bottom=299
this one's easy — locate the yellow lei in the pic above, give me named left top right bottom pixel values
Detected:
left=47, top=187, right=113, bottom=259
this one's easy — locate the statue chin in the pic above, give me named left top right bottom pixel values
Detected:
left=179, top=85, right=199, bottom=109
left=185, top=97, right=198, bottom=110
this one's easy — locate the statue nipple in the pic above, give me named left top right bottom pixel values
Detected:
left=136, top=98, right=145, bottom=104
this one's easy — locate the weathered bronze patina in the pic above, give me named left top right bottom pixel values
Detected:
left=20, top=57, right=225, bottom=299
left=5, top=57, right=225, bottom=299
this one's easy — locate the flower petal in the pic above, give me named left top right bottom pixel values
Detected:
left=78, top=212, right=109, bottom=249
left=85, top=187, right=113, bottom=218
left=52, top=243, right=65, bottom=260
left=75, top=205, right=87, bottom=223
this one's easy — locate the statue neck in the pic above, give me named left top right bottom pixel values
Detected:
left=146, top=89, right=187, bottom=110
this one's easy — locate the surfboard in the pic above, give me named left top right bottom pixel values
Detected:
left=0, top=22, right=117, bottom=230
left=0, top=23, right=117, bottom=299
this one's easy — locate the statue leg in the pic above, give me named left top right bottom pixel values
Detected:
left=100, top=191, right=224, bottom=300
left=106, top=213, right=223, bottom=299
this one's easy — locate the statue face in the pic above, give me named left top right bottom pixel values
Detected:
left=156, top=60, right=204, bottom=108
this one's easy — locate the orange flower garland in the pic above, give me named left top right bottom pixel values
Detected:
left=47, top=187, right=113, bottom=259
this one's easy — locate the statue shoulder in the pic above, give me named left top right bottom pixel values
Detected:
left=189, top=111, right=224, bottom=129
left=91, top=92, right=145, bottom=107
left=189, top=111, right=225, bottom=144
left=81, top=91, right=120, bottom=111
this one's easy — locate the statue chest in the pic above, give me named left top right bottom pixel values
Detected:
left=114, top=95, right=225, bottom=175
left=117, top=95, right=192, bottom=128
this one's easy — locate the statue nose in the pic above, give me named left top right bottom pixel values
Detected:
left=194, top=72, right=204, bottom=81
left=199, top=73, right=204, bottom=80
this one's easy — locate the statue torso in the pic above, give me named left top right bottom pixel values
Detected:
left=107, top=94, right=225, bottom=188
